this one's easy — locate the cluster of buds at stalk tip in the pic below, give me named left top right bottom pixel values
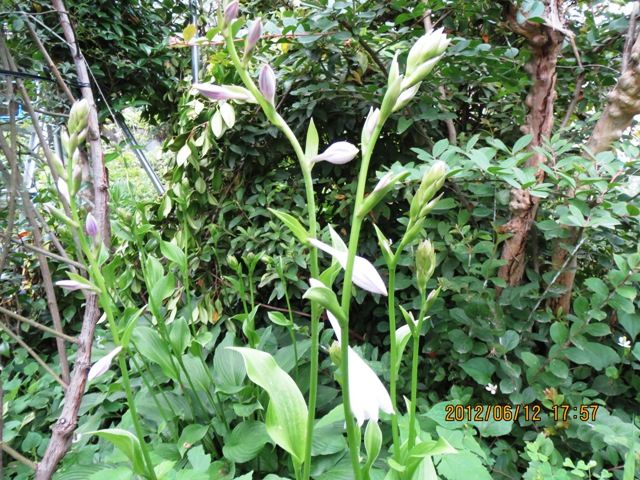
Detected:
left=401, top=160, right=448, bottom=246
left=56, top=99, right=90, bottom=205
left=379, top=29, right=449, bottom=119
left=415, top=239, right=436, bottom=293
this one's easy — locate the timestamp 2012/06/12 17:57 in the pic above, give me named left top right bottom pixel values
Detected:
left=444, top=403, right=601, bottom=423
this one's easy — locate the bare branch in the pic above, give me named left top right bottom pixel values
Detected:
left=0, top=306, right=78, bottom=344
left=0, top=319, right=67, bottom=389
left=0, top=442, right=37, bottom=471
left=622, top=2, right=639, bottom=71
left=0, top=233, right=86, bottom=271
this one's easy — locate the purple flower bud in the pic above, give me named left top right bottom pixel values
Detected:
left=244, top=18, right=262, bottom=56
left=85, top=212, right=98, bottom=237
left=259, top=64, right=276, bottom=105
left=193, top=83, right=255, bottom=102
left=223, top=1, right=239, bottom=26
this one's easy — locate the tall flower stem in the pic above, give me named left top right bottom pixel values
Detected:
left=408, top=291, right=428, bottom=450
left=386, top=261, right=401, bottom=458
left=338, top=120, right=385, bottom=480
left=222, top=25, right=321, bottom=480
left=70, top=202, right=157, bottom=479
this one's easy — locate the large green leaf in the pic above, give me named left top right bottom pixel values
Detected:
left=86, top=429, right=146, bottom=476
left=133, top=326, right=179, bottom=379
left=222, top=420, right=270, bottom=463
left=230, top=347, right=308, bottom=463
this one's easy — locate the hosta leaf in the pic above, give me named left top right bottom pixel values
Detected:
left=229, top=347, right=308, bottom=463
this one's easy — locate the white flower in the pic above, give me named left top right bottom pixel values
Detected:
left=192, top=83, right=255, bottom=102
left=485, top=383, right=497, bottom=395
left=311, top=141, right=359, bottom=165
left=88, top=346, right=122, bottom=381
left=308, top=236, right=387, bottom=296
left=327, top=312, right=393, bottom=425
left=362, top=107, right=380, bottom=145
left=56, top=279, right=99, bottom=293
left=617, top=336, right=631, bottom=348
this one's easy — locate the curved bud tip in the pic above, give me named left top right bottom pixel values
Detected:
left=362, top=107, right=380, bottom=146
left=193, top=83, right=254, bottom=102
left=85, top=212, right=98, bottom=238
left=312, top=141, right=359, bottom=165
left=223, top=1, right=239, bottom=26
left=245, top=18, right=262, bottom=56
left=259, top=64, right=276, bottom=105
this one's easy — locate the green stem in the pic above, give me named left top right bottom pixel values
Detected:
left=223, top=27, right=321, bottom=480
left=408, top=292, right=428, bottom=451
left=338, top=121, right=385, bottom=480
left=119, top=356, right=158, bottom=479
left=387, top=262, right=400, bottom=458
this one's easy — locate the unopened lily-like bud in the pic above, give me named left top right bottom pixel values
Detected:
left=193, top=83, right=255, bottom=102
left=311, top=141, right=359, bottom=165
left=416, top=240, right=436, bottom=292
left=71, top=163, right=82, bottom=195
left=380, top=70, right=403, bottom=119
left=402, top=56, right=440, bottom=90
left=393, top=82, right=421, bottom=113
left=328, top=340, right=342, bottom=366
left=56, top=278, right=100, bottom=293
left=45, top=204, right=79, bottom=228
left=406, top=28, right=449, bottom=76
left=361, top=107, right=380, bottom=147
left=387, top=51, right=400, bottom=88
left=373, top=171, right=395, bottom=193
left=227, top=254, right=239, bottom=270
left=88, top=346, right=123, bottom=381
left=259, top=64, right=276, bottom=105
left=85, top=212, right=98, bottom=238
left=57, top=178, right=70, bottom=203
left=244, top=18, right=262, bottom=57
left=68, top=99, right=89, bottom=134
left=51, top=154, right=65, bottom=177
left=223, top=1, right=239, bottom=27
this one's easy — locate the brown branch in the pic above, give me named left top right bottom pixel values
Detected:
left=0, top=318, right=67, bottom=389
left=36, top=1, right=111, bottom=476
left=258, top=303, right=311, bottom=319
left=25, top=19, right=76, bottom=104
left=0, top=233, right=86, bottom=271
left=0, top=442, right=37, bottom=471
left=0, top=306, right=78, bottom=344
left=560, top=71, right=585, bottom=128
left=0, top=132, right=70, bottom=384
left=337, top=19, right=389, bottom=77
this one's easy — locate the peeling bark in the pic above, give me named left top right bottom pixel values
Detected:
left=550, top=27, right=640, bottom=314
left=498, top=1, right=565, bottom=286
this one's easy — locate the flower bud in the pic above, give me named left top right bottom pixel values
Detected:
left=227, top=254, right=239, bottom=270
left=402, top=56, right=440, bottom=90
left=361, top=107, right=380, bottom=147
left=71, top=163, right=82, bottom=195
left=51, top=154, right=65, bottom=177
left=416, top=240, right=436, bottom=292
left=393, top=82, right=421, bottom=113
left=410, top=161, right=447, bottom=220
left=193, top=83, right=255, bottom=102
left=387, top=51, right=400, bottom=88
left=244, top=18, right=262, bottom=57
left=223, top=1, right=239, bottom=27
left=68, top=99, right=89, bottom=134
left=57, top=178, right=70, bottom=203
left=328, top=340, right=342, bottom=366
left=311, top=141, right=359, bottom=165
left=406, top=29, right=448, bottom=76
left=85, top=212, right=98, bottom=238
left=259, top=64, right=276, bottom=105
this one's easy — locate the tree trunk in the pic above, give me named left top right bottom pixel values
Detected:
left=549, top=30, right=640, bottom=313
left=498, top=1, right=565, bottom=286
